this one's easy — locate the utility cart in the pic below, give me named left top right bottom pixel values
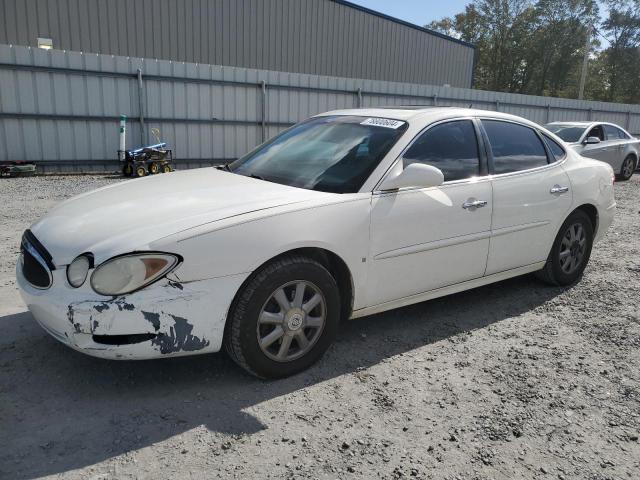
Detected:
left=119, top=142, right=174, bottom=177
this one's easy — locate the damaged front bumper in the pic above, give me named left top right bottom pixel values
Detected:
left=17, top=264, right=247, bottom=360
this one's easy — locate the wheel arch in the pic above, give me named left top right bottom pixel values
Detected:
left=228, top=247, right=355, bottom=325
left=572, top=203, right=599, bottom=236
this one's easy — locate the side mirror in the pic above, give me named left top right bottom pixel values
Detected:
left=379, top=163, right=444, bottom=191
left=584, top=136, right=601, bottom=145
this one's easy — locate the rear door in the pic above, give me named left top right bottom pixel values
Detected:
left=603, top=124, right=626, bottom=170
left=481, top=119, right=573, bottom=275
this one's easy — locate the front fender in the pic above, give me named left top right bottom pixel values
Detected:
left=154, top=195, right=372, bottom=310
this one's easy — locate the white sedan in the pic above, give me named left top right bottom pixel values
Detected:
left=17, top=108, right=616, bottom=378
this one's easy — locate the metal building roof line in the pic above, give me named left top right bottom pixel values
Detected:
left=330, top=0, right=476, bottom=49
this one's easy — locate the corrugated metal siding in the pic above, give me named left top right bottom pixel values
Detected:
left=0, top=0, right=475, bottom=87
left=1, top=44, right=639, bottom=172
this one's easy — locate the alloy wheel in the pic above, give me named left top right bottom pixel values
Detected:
left=256, top=280, right=326, bottom=362
left=622, top=157, right=634, bottom=178
left=559, top=222, right=586, bottom=274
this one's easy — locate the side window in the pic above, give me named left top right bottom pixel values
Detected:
left=615, top=126, right=630, bottom=140
left=604, top=124, right=621, bottom=141
left=542, top=133, right=566, bottom=162
left=587, top=125, right=605, bottom=141
left=482, top=120, right=549, bottom=174
left=402, top=120, right=480, bottom=182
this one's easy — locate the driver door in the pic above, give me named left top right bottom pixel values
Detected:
left=366, top=119, right=492, bottom=307
left=581, top=124, right=613, bottom=163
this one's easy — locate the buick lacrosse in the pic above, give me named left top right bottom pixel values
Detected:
left=17, top=108, right=616, bottom=378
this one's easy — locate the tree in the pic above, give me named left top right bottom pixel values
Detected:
left=596, top=0, right=640, bottom=103
left=426, top=0, right=628, bottom=102
left=427, top=0, right=538, bottom=92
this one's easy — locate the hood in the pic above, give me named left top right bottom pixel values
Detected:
left=30, top=168, right=330, bottom=266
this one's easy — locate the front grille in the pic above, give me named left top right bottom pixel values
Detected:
left=20, top=230, right=53, bottom=289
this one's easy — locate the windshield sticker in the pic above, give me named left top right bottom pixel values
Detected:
left=360, top=118, right=405, bottom=129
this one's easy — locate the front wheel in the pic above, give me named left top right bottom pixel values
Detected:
left=618, top=155, right=636, bottom=181
left=536, top=210, right=594, bottom=286
left=224, top=255, right=341, bottom=379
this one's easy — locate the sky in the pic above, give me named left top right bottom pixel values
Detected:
left=348, top=0, right=611, bottom=46
left=347, top=0, right=475, bottom=28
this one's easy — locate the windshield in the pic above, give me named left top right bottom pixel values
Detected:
left=229, top=115, right=408, bottom=193
left=544, top=124, right=586, bottom=143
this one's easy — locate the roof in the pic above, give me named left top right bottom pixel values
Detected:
left=317, top=107, right=541, bottom=127
left=331, top=0, right=475, bottom=50
left=546, top=122, right=593, bottom=126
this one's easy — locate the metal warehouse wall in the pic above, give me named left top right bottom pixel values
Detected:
left=0, top=0, right=475, bottom=87
left=1, top=44, right=640, bottom=172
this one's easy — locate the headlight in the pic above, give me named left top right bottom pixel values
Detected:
left=90, top=253, right=180, bottom=296
left=67, top=255, right=92, bottom=287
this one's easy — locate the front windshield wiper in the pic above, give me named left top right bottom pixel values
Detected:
left=249, top=174, right=265, bottom=181
left=216, top=163, right=232, bottom=172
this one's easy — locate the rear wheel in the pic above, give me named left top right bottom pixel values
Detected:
left=148, top=162, right=159, bottom=174
left=618, top=155, right=636, bottom=181
left=536, top=210, right=594, bottom=286
left=135, top=165, right=146, bottom=177
left=122, top=163, right=133, bottom=177
left=161, top=163, right=172, bottom=173
left=224, top=255, right=340, bottom=378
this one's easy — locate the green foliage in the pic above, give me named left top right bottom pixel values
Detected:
left=426, top=0, right=640, bottom=103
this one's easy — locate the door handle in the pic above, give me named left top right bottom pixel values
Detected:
left=550, top=185, right=569, bottom=194
left=462, top=200, right=488, bottom=209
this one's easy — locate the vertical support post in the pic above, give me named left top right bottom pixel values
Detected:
left=118, top=115, right=127, bottom=161
left=433, top=94, right=438, bottom=106
left=260, top=80, right=267, bottom=143
left=588, top=108, right=593, bottom=121
left=546, top=105, right=551, bottom=123
left=356, top=88, right=362, bottom=108
left=495, top=100, right=500, bottom=112
left=137, top=68, right=145, bottom=145
left=626, top=111, right=632, bottom=130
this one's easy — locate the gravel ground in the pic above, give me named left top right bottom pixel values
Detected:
left=0, top=173, right=638, bottom=480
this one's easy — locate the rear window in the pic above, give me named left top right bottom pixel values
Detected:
left=542, top=134, right=566, bottom=162
left=483, top=120, right=549, bottom=174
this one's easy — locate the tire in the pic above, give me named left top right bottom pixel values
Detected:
left=224, top=255, right=341, bottom=379
left=122, top=163, right=133, bottom=177
left=161, top=163, right=172, bottom=173
left=536, top=210, right=594, bottom=286
left=135, top=165, right=146, bottom=178
left=617, top=155, right=636, bottom=181
left=148, top=162, right=159, bottom=174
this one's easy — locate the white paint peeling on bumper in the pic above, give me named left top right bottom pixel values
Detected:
left=17, top=264, right=247, bottom=360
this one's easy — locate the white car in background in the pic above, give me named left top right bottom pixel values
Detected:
left=17, top=108, right=616, bottom=378
left=545, top=121, right=639, bottom=181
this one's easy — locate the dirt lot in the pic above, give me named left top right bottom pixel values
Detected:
left=0, top=174, right=638, bottom=480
